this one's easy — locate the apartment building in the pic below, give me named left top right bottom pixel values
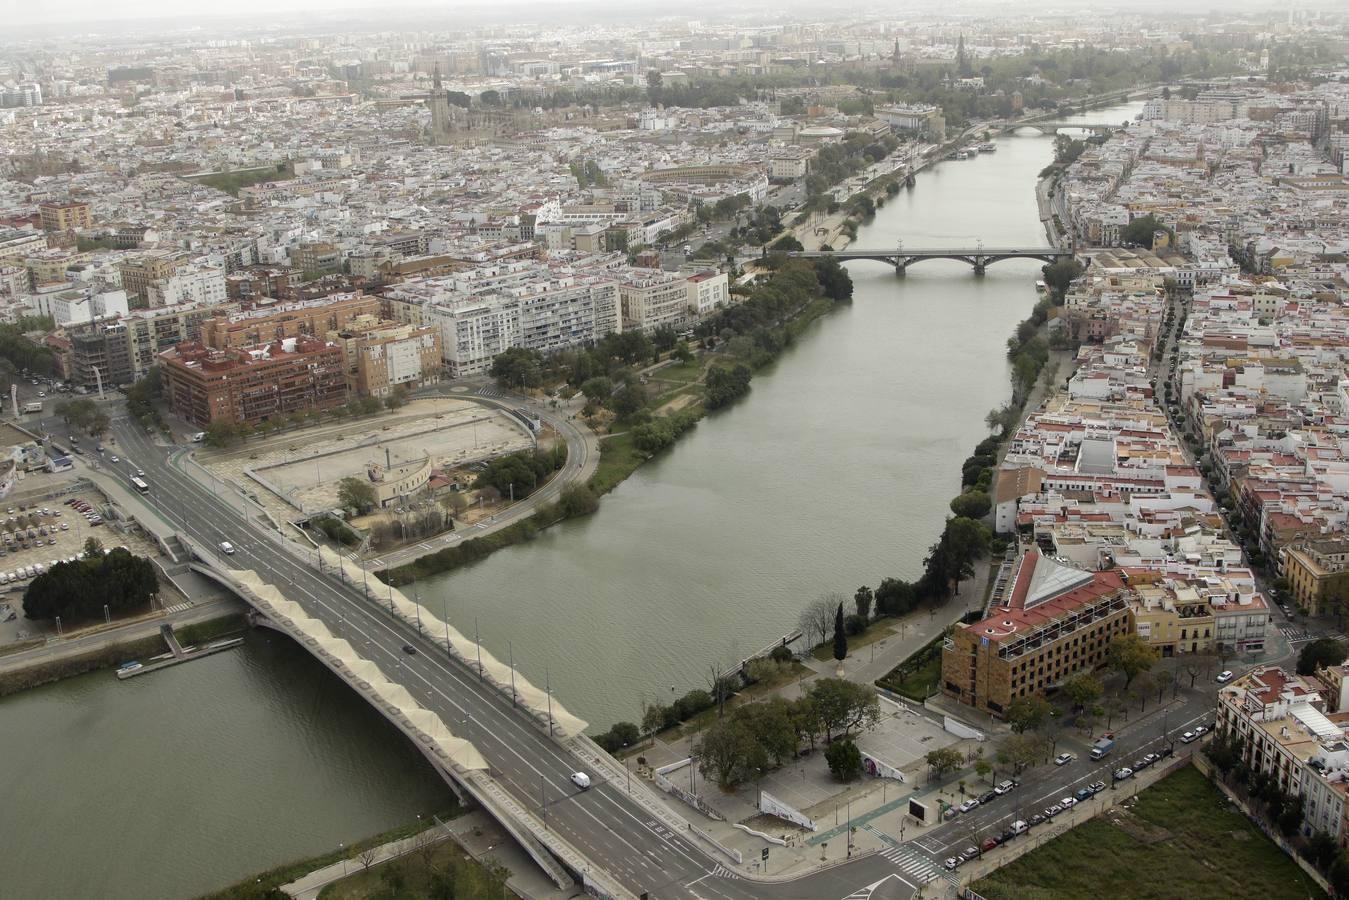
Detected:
left=687, top=271, right=730, bottom=316
left=119, top=253, right=184, bottom=302
left=38, top=201, right=92, bottom=232
left=1283, top=539, right=1349, bottom=617
left=159, top=338, right=348, bottom=427
left=328, top=319, right=442, bottom=396
left=125, top=303, right=230, bottom=374
left=1218, top=666, right=1349, bottom=845
left=290, top=242, right=342, bottom=276
left=201, top=293, right=381, bottom=350
left=0, top=229, right=45, bottom=267
left=147, top=264, right=227, bottom=308
left=388, top=263, right=622, bottom=377
left=618, top=271, right=691, bottom=333
left=941, top=549, right=1133, bottom=715
left=68, top=321, right=135, bottom=388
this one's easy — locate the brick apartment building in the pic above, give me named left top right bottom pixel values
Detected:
left=38, top=200, right=91, bottom=232
left=159, top=338, right=348, bottom=427
left=201, top=293, right=381, bottom=350
left=941, top=549, right=1133, bottom=715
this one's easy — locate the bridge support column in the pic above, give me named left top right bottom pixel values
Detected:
left=973, top=259, right=986, bottom=276
left=894, top=261, right=907, bottom=276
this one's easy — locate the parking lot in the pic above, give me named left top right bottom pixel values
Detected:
left=0, top=487, right=163, bottom=640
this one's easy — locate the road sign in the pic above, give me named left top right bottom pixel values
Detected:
left=762, top=847, right=769, bottom=860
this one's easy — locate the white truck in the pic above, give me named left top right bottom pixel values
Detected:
left=22, top=401, right=42, bottom=414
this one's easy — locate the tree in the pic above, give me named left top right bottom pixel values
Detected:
left=383, top=385, right=410, bottom=410
left=975, top=756, right=992, bottom=784
left=1004, top=695, right=1052, bottom=734
left=854, top=586, right=873, bottom=621
left=832, top=603, right=848, bottom=664
left=204, top=420, right=239, bottom=448
left=874, top=578, right=918, bottom=616
left=1040, top=258, right=1084, bottom=298
left=1122, top=214, right=1169, bottom=248
left=825, top=739, right=863, bottom=781
left=704, top=364, right=752, bottom=410
left=23, top=548, right=157, bottom=622
left=83, top=536, right=104, bottom=557
left=357, top=845, right=380, bottom=872
left=926, top=746, right=963, bottom=780
left=337, top=476, right=377, bottom=515
left=999, top=732, right=1048, bottom=774
left=809, top=677, right=880, bottom=741
left=642, top=703, right=671, bottom=735
left=1061, top=673, right=1103, bottom=711
left=798, top=594, right=841, bottom=649
left=1278, top=793, right=1305, bottom=836
left=696, top=717, right=762, bottom=789
left=949, top=490, right=991, bottom=519
left=738, top=697, right=798, bottom=765
left=1307, top=831, right=1339, bottom=871
left=489, top=347, right=541, bottom=390
left=1297, top=638, right=1347, bottom=676
left=1106, top=633, right=1156, bottom=689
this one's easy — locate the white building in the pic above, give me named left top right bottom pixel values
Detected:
left=148, top=264, right=227, bottom=308
left=618, top=272, right=692, bottom=333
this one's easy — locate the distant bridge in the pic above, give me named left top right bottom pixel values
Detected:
left=787, top=246, right=1074, bottom=275
left=999, top=120, right=1121, bottom=135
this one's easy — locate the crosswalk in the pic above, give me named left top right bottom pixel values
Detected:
left=163, top=602, right=192, bottom=614
left=1281, top=626, right=1315, bottom=643
left=879, top=845, right=942, bottom=883
left=476, top=386, right=507, bottom=398
left=711, top=865, right=740, bottom=880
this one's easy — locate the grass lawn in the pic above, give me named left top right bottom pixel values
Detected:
left=316, top=836, right=509, bottom=900
left=972, top=766, right=1326, bottom=900
left=663, top=660, right=813, bottom=742
left=590, top=431, right=643, bottom=496
left=652, top=359, right=706, bottom=383
left=811, top=620, right=898, bottom=661
left=187, top=166, right=292, bottom=197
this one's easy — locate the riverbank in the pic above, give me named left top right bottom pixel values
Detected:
left=385, top=276, right=844, bottom=586
left=0, top=602, right=248, bottom=697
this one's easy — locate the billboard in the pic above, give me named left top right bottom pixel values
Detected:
left=909, top=798, right=930, bottom=824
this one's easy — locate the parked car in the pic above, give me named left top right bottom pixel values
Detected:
left=1193, top=725, right=1208, bottom=737
left=977, top=790, right=997, bottom=805
left=1142, top=752, right=1160, bottom=766
left=960, top=846, right=980, bottom=862
left=1114, top=767, right=1134, bottom=781
left=959, top=799, right=979, bottom=813
left=1028, top=813, right=1046, bottom=826
left=1061, top=796, right=1077, bottom=809
left=945, top=857, right=962, bottom=871
left=994, top=780, right=1016, bottom=795
left=1216, top=670, right=1235, bottom=683
left=1075, top=787, right=1092, bottom=802
left=1134, top=757, right=1152, bottom=771
left=981, top=837, right=999, bottom=852
left=1044, top=804, right=1063, bottom=818
left=1089, top=781, right=1107, bottom=794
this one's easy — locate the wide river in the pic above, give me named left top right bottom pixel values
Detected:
left=0, top=102, right=1141, bottom=899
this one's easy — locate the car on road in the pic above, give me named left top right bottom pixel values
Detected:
left=945, top=857, right=962, bottom=871
left=1142, top=752, right=1160, bottom=766
left=1194, top=725, right=1208, bottom=737
left=218, top=541, right=235, bottom=555
left=1134, top=757, right=1152, bottom=771
left=1054, top=752, right=1075, bottom=766
left=110, top=455, right=119, bottom=463
left=1061, top=796, right=1078, bottom=810
left=1216, top=670, right=1234, bottom=683
left=1114, top=767, right=1134, bottom=781
left=1089, top=781, right=1107, bottom=794
left=570, top=772, right=591, bottom=790
left=958, top=799, right=979, bottom=813
left=1180, top=730, right=1198, bottom=743
left=978, top=790, right=997, bottom=805
left=401, top=644, right=417, bottom=655
left=994, top=779, right=1016, bottom=795
left=960, top=846, right=980, bottom=862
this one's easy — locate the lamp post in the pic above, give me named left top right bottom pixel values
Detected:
left=623, top=744, right=632, bottom=794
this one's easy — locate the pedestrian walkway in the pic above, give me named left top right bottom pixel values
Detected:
left=1280, top=626, right=1314, bottom=643
left=877, top=844, right=942, bottom=884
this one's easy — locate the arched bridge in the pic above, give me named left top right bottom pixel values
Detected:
left=999, top=121, right=1119, bottom=135
left=788, top=246, right=1074, bottom=275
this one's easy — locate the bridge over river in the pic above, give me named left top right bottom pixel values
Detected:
left=787, top=246, right=1075, bottom=275
left=109, top=412, right=920, bottom=900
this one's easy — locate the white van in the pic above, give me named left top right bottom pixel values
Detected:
left=219, top=541, right=235, bottom=555
left=570, top=772, right=591, bottom=790
left=1010, top=820, right=1029, bottom=836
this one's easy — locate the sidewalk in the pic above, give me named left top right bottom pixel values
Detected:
left=279, top=812, right=581, bottom=900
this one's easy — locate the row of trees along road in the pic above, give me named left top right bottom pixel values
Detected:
left=694, top=677, right=880, bottom=789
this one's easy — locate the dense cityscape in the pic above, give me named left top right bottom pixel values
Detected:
left=1, top=4, right=1349, bottom=900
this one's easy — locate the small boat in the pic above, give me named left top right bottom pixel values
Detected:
left=978, top=142, right=997, bottom=153
left=1035, top=280, right=1048, bottom=294
left=955, top=149, right=971, bottom=160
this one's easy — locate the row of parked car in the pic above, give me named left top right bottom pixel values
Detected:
left=65, top=497, right=103, bottom=526
left=950, top=778, right=1020, bottom=817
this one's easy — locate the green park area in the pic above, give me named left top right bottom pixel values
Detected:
left=186, top=165, right=292, bottom=197
left=972, top=765, right=1326, bottom=900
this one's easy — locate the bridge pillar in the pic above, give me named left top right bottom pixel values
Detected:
left=973, top=258, right=986, bottom=276
left=894, top=260, right=907, bottom=276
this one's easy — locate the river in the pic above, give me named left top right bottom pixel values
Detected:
left=0, top=101, right=1142, bottom=899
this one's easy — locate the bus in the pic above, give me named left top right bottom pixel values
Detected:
left=130, top=477, right=150, bottom=494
